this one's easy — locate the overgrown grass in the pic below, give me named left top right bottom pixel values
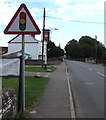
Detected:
left=2, top=77, right=19, bottom=94
left=25, top=66, right=56, bottom=72
left=2, top=76, right=49, bottom=112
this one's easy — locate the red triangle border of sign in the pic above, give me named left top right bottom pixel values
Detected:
left=4, top=4, right=41, bottom=34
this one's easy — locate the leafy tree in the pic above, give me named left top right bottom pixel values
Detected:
left=97, top=43, right=105, bottom=59
left=79, top=36, right=105, bottom=59
left=67, top=39, right=77, bottom=44
left=65, top=39, right=82, bottom=58
left=47, top=40, right=64, bottom=58
left=47, top=40, right=56, bottom=50
left=47, top=40, right=56, bottom=58
left=79, top=36, right=96, bottom=47
left=102, top=49, right=106, bottom=60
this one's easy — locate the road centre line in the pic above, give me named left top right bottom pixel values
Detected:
left=96, top=72, right=106, bottom=77
left=75, top=61, right=105, bottom=77
left=87, top=67, right=105, bottom=77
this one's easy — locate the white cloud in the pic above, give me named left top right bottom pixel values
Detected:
left=30, top=8, right=41, bottom=18
left=45, top=22, right=58, bottom=29
left=48, top=1, right=104, bottom=19
left=55, top=0, right=72, bottom=6
left=0, top=2, right=19, bottom=25
left=49, top=7, right=65, bottom=17
left=0, top=1, right=42, bottom=26
left=74, top=2, right=104, bottom=16
left=61, top=1, right=104, bottom=17
left=58, top=31, right=64, bottom=34
left=30, top=7, right=46, bottom=18
left=0, top=32, right=15, bottom=46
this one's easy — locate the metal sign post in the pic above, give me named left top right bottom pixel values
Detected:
left=21, top=34, right=25, bottom=111
left=18, top=35, right=25, bottom=112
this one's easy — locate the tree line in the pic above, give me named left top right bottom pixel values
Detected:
left=65, top=36, right=106, bottom=60
left=47, top=36, right=106, bottom=60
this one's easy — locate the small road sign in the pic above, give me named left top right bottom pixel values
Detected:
left=4, top=4, right=41, bottom=34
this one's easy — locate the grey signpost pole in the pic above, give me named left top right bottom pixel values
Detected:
left=21, top=34, right=25, bottom=111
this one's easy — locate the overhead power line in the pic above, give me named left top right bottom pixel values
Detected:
left=36, top=16, right=43, bottom=19
left=35, top=15, right=105, bottom=24
left=46, top=16, right=105, bottom=24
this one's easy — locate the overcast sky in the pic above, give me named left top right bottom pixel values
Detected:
left=0, top=0, right=105, bottom=48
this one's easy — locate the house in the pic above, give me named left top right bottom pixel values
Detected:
left=8, top=35, right=44, bottom=60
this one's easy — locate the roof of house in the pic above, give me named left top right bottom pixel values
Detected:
left=2, top=50, right=30, bottom=58
left=8, top=35, right=41, bottom=43
left=2, top=50, right=21, bottom=58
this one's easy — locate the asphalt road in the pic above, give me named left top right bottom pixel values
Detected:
left=66, top=60, right=104, bottom=118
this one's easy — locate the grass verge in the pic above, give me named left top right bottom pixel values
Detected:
left=25, top=66, right=56, bottom=72
left=2, top=76, right=49, bottom=117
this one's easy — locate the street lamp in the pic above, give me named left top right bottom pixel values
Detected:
left=44, top=28, right=58, bottom=69
left=48, top=27, right=58, bottom=41
left=44, top=29, right=50, bottom=69
left=49, top=27, right=58, bottom=31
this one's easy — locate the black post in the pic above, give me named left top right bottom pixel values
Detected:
left=95, top=35, right=97, bottom=64
left=42, top=8, right=45, bottom=68
left=18, top=55, right=22, bottom=112
left=44, top=64, right=47, bottom=69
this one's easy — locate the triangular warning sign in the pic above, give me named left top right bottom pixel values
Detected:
left=4, top=4, right=41, bottom=34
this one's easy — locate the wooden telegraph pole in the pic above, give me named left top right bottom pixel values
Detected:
left=42, top=8, right=46, bottom=68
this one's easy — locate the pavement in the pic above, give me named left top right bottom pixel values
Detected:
left=27, top=62, right=72, bottom=118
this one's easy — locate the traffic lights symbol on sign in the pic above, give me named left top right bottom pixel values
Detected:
left=19, top=12, right=26, bottom=31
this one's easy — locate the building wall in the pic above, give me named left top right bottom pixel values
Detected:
left=8, top=44, right=21, bottom=53
left=8, top=42, right=41, bottom=60
left=7, top=35, right=46, bottom=60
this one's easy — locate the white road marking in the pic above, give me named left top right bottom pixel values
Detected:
left=96, top=72, right=106, bottom=77
left=66, top=70, right=76, bottom=119
left=88, top=68, right=93, bottom=71
left=30, top=110, right=36, bottom=114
